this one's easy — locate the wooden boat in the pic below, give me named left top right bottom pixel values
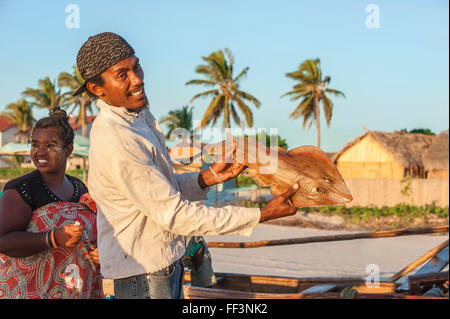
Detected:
left=102, top=227, right=449, bottom=299
left=183, top=271, right=447, bottom=299
left=183, top=236, right=449, bottom=299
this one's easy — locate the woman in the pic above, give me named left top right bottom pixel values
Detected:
left=0, top=107, right=102, bottom=299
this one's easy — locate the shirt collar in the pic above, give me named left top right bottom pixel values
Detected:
left=96, top=99, right=148, bottom=121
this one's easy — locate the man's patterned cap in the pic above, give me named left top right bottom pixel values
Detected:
left=73, top=32, right=135, bottom=96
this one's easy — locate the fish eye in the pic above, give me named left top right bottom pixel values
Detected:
left=316, top=187, right=327, bottom=194
left=322, top=177, right=333, bottom=183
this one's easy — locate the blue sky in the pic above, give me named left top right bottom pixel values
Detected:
left=0, top=0, right=448, bottom=151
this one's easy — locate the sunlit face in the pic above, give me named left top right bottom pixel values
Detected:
left=30, top=127, right=73, bottom=174
left=87, top=55, right=148, bottom=110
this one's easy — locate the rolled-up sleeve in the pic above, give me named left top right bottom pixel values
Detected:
left=174, top=172, right=209, bottom=202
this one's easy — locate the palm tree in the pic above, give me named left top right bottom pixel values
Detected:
left=58, top=65, right=95, bottom=137
left=282, top=58, right=345, bottom=148
left=1, top=99, right=35, bottom=143
left=160, top=105, right=194, bottom=139
left=186, top=48, right=261, bottom=130
left=22, top=77, right=66, bottom=112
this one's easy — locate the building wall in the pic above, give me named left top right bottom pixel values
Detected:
left=339, top=136, right=394, bottom=162
left=336, top=136, right=405, bottom=179
left=74, top=121, right=94, bottom=137
left=0, top=127, right=19, bottom=146
left=428, top=170, right=449, bottom=179
left=337, top=161, right=405, bottom=179
left=344, top=178, right=449, bottom=207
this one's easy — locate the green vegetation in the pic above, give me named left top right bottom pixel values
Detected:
left=245, top=130, right=289, bottom=150
left=22, top=77, right=65, bottom=111
left=0, top=167, right=34, bottom=179
left=241, top=199, right=268, bottom=208
left=239, top=199, right=448, bottom=230
left=160, top=105, right=194, bottom=139
left=302, top=203, right=448, bottom=220
left=66, top=169, right=84, bottom=180
left=236, top=175, right=257, bottom=187
left=400, top=128, right=436, bottom=135
left=58, top=65, right=96, bottom=137
left=0, top=167, right=84, bottom=180
left=0, top=99, right=35, bottom=143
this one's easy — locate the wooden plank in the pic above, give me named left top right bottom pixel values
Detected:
left=207, top=226, right=449, bottom=248
left=350, top=281, right=397, bottom=294
left=391, top=240, right=448, bottom=282
left=397, top=246, right=449, bottom=292
left=183, top=285, right=446, bottom=299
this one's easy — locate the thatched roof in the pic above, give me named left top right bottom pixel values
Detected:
left=422, top=131, right=449, bottom=171
left=332, top=131, right=435, bottom=168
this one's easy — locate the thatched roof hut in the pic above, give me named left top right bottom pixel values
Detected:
left=332, top=131, right=435, bottom=179
left=422, top=131, right=449, bottom=179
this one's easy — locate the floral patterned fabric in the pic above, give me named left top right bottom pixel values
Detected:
left=0, top=193, right=102, bottom=299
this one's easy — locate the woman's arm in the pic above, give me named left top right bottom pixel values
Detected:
left=0, top=189, right=48, bottom=257
left=0, top=190, right=85, bottom=257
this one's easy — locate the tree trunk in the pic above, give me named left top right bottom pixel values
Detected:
left=315, top=95, right=321, bottom=148
left=81, top=97, right=87, bottom=137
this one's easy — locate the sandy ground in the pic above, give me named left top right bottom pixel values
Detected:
left=204, top=224, right=449, bottom=280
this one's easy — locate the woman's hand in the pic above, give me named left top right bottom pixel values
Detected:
left=54, top=224, right=84, bottom=247
left=89, top=245, right=100, bottom=264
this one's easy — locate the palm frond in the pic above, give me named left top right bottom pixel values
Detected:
left=235, top=96, right=254, bottom=128
left=325, top=88, right=346, bottom=97
left=188, top=49, right=258, bottom=131
left=189, top=89, right=219, bottom=103
left=200, top=94, right=225, bottom=128
left=229, top=102, right=243, bottom=128
left=289, top=94, right=314, bottom=120
left=236, top=90, right=261, bottom=108
left=233, top=67, right=249, bottom=83
left=281, top=87, right=312, bottom=100
left=321, top=94, right=333, bottom=126
left=194, top=65, right=217, bottom=79
left=185, top=79, right=217, bottom=87
left=224, top=48, right=234, bottom=79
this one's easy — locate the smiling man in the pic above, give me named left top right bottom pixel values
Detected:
left=75, top=32, right=298, bottom=299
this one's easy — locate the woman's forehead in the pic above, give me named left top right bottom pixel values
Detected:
left=32, top=127, right=63, bottom=142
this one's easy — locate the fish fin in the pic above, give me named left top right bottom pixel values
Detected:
left=288, top=145, right=333, bottom=164
left=246, top=169, right=272, bottom=187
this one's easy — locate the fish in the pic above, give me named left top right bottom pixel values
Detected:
left=170, top=136, right=353, bottom=207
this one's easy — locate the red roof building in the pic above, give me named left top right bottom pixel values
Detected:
left=68, top=115, right=96, bottom=131
left=0, top=116, right=15, bottom=132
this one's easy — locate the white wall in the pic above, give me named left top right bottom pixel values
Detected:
left=0, top=126, right=19, bottom=146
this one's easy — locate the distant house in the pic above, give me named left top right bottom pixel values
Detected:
left=0, top=116, right=19, bottom=147
left=68, top=115, right=96, bottom=137
left=332, top=131, right=435, bottom=179
left=422, top=131, right=449, bottom=179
